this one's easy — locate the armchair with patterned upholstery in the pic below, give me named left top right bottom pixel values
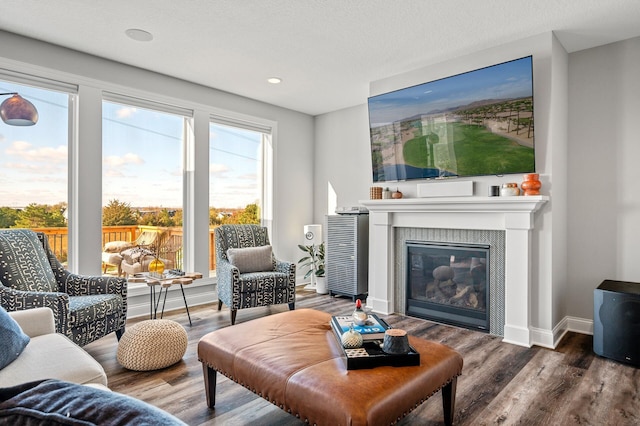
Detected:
left=0, top=229, right=127, bottom=347
left=214, top=224, right=296, bottom=325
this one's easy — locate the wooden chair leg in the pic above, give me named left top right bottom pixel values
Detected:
left=230, top=309, right=237, bottom=325
left=202, top=364, right=218, bottom=408
left=442, top=376, right=457, bottom=426
left=217, top=299, right=223, bottom=311
left=288, top=302, right=295, bottom=311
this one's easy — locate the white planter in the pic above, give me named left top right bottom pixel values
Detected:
left=315, top=276, right=328, bottom=294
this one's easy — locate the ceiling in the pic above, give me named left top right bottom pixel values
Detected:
left=1, top=0, right=639, bottom=116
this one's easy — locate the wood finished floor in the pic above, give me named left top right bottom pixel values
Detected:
left=84, top=289, right=639, bottom=425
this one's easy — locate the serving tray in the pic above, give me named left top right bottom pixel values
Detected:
left=332, top=331, right=420, bottom=370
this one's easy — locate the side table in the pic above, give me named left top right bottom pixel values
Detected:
left=129, top=272, right=202, bottom=326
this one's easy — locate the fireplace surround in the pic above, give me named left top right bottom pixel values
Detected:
left=360, top=195, right=547, bottom=347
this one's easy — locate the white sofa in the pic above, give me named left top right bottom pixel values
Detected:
left=1, top=307, right=107, bottom=387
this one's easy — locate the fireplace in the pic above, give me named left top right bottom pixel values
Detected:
left=406, top=241, right=490, bottom=331
left=360, top=196, right=548, bottom=347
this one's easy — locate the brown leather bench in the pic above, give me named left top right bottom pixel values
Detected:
left=198, top=309, right=463, bottom=425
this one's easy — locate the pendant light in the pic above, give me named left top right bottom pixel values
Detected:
left=0, top=93, right=39, bottom=126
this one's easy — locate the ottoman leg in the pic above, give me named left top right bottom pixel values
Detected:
left=442, top=376, right=457, bottom=426
left=203, top=364, right=218, bottom=408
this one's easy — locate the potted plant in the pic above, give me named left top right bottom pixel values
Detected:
left=298, top=242, right=327, bottom=294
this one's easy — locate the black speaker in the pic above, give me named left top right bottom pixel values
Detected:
left=593, top=280, right=640, bottom=367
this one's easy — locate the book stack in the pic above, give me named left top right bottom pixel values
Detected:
left=330, top=313, right=390, bottom=341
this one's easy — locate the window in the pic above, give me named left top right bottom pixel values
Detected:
left=102, top=96, right=189, bottom=274
left=0, top=78, right=72, bottom=264
left=209, top=118, right=273, bottom=276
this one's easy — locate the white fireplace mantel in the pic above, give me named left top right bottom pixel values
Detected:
left=359, top=195, right=548, bottom=347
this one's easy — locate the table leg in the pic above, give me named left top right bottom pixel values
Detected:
left=160, top=287, right=168, bottom=318
left=149, top=285, right=165, bottom=319
left=179, top=284, right=192, bottom=326
left=149, top=286, right=155, bottom=319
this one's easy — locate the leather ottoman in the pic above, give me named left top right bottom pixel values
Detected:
left=198, top=308, right=463, bottom=425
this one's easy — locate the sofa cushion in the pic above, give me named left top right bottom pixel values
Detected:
left=0, top=306, right=30, bottom=370
left=0, top=229, right=57, bottom=293
left=227, top=245, right=274, bottom=273
left=0, top=332, right=107, bottom=388
left=0, top=379, right=186, bottom=425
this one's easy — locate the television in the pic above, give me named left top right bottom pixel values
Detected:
left=368, top=56, right=535, bottom=182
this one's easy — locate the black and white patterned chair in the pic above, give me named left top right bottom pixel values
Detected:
left=0, top=229, right=127, bottom=347
left=215, top=224, right=296, bottom=325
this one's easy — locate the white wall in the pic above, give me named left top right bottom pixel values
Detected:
left=313, top=105, right=372, bottom=220
left=315, top=32, right=571, bottom=346
left=567, top=36, right=640, bottom=320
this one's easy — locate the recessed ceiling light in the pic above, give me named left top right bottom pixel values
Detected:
left=267, top=77, right=282, bottom=84
left=125, top=28, right=154, bottom=42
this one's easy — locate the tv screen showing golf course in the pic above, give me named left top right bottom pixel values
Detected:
left=368, top=56, right=535, bottom=182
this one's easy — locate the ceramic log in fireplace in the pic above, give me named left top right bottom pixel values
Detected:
left=406, top=241, right=490, bottom=331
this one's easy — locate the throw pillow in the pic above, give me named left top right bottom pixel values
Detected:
left=121, top=247, right=154, bottom=265
left=0, top=379, right=187, bottom=425
left=227, top=245, right=274, bottom=273
left=103, top=240, right=134, bottom=253
left=0, top=306, right=30, bottom=370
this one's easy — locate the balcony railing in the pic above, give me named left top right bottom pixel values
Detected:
left=30, top=225, right=219, bottom=274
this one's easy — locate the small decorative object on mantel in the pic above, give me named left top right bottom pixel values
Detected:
left=352, top=299, right=368, bottom=326
left=391, top=188, right=403, bottom=199
left=521, top=173, right=541, bottom=196
left=500, top=183, right=520, bottom=196
left=382, top=187, right=391, bottom=199
left=370, top=186, right=382, bottom=200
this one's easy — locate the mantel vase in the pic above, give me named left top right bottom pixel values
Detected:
left=521, top=173, right=541, bottom=196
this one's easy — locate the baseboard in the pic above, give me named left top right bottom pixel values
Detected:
left=529, top=316, right=593, bottom=349
left=566, top=316, right=593, bottom=335
left=530, top=326, right=556, bottom=349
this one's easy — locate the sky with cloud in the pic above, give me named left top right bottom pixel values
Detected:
left=0, top=82, right=259, bottom=210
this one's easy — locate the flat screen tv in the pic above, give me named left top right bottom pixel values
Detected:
left=368, top=56, right=535, bottom=182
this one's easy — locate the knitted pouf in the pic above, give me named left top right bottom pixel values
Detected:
left=117, top=319, right=188, bottom=371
